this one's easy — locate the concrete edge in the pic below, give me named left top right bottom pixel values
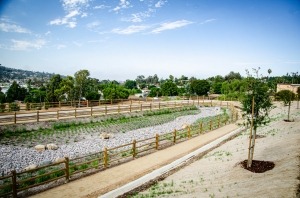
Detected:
left=99, top=126, right=245, bottom=198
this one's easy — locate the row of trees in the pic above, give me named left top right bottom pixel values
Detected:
left=1, top=69, right=299, bottom=104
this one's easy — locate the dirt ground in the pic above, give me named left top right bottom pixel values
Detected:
left=28, top=101, right=300, bottom=198
left=135, top=102, right=300, bottom=197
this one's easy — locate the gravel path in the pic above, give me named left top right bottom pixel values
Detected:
left=0, top=108, right=221, bottom=175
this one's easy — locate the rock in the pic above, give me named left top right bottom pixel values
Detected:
left=214, top=107, right=221, bottom=112
left=108, top=133, right=114, bottom=139
left=54, top=158, right=65, bottom=163
left=35, top=145, right=46, bottom=151
left=181, top=123, right=190, bottom=129
left=40, top=160, right=52, bottom=166
left=46, top=143, right=58, bottom=150
left=24, top=164, right=37, bottom=171
left=100, top=133, right=114, bottom=139
left=176, top=117, right=182, bottom=121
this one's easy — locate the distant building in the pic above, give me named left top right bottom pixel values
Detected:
left=277, top=84, right=300, bottom=94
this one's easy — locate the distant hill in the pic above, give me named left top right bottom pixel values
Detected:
left=0, top=65, right=61, bottom=83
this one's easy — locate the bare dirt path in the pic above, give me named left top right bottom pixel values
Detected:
left=29, top=123, right=240, bottom=198
left=135, top=102, right=300, bottom=198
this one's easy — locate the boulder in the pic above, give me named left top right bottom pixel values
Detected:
left=39, top=160, right=52, bottom=166
left=35, top=145, right=46, bottom=151
left=54, top=158, right=65, bottom=163
left=108, top=133, right=114, bottom=139
left=100, top=133, right=114, bottom=139
left=176, top=117, right=182, bottom=121
left=24, top=164, right=38, bottom=171
left=46, top=143, right=58, bottom=150
left=181, top=123, right=190, bottom=129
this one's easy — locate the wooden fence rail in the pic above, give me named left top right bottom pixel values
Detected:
left=0, top=100, right=236, bottom=125
left=0, top=104, right=240, bottom=197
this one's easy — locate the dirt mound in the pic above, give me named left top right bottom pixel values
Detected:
left=240, top=160, right=275, bottom=173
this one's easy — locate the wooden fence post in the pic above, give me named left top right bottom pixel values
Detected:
left=14, top=112, right=16, bottom=124
left=26, top=103, right=28, bottom=111
left=37, top=111, right=39, bottom=122
left=236, top=111, right=238, bottom=121
left=105, top=106, right=107, bottom=115
left=202, top=95, right=204, bottom=106
left=110, top=99, right=112, bottom=105
left=140, top=104, right=142, bottom=111
left=200, top=122, right=203, bottom=134
left=188, top=126, right=191, bottom=138
left=99, top=100, right=101, bottom=106
left=57, top=110, right=59, bottom=119
left=11, top=170, right=17, bottom=198
left=155, top=134, right=159, bottom=150
left=210, top=120, right=212, bottom=130
left=231, top=111, right=233, bottom=122
left=118, top=105, right=120, bottom=113
left=211, top=100, right=212, bottom=107
left=59, top=101, right=61, bottom=109
left=227, top=102, right=228, bottom=108
left=159, top=102, right=160, bottom=109
left=65, top=157, right=69, bottom=183
left=218, top=116, right=220, bottom=128
left=133, top=140, right=136, bottom=158
left=130, top=104, right=132, bottom=112
left=150, top=103, right=152, bottom=111
left=91, top=107, right=93, bottom=116
left=104, top=147, right=108, bottom=168
left=75, top=108, right=77, bottom=118
left=197, top=96, right=199, bottom=105
left=86, top=100, right=89, bottom=107
left=173, top=129, right=177, bottom=143
left=8, top=103, right=10, bottom=112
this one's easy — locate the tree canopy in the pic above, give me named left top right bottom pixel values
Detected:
left=189, top=80, right=210, bottom=96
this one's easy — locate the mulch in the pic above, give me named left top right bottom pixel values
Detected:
left=240, top=160, right=275, bottom=173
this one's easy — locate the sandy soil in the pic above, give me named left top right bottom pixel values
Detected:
left=134, top=101, right=300, bottom=198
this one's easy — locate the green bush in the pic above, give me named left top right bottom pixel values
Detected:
left=0, top=103, right=6, bottom=112
left=9, top=102, right=20, bottom=111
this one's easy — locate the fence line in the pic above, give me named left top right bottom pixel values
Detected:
left=0, top=99, right=236, bottom=125
left=0, top=104, right=240, bottom=197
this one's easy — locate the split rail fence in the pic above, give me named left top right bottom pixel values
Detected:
left=0, top=116, right=238, bottom=197
left=0, top=104, right=240, bottom=198
left=0, top=99, right=236, bottom=125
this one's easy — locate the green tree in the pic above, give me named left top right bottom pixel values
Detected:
left=85, top=91, right=101, bottom=100
left=54, top=76, right=75, bottom=101
left=224, top=71, right=243, bottom=82
left=74, top=70, right=90, bottom=104
left=189, top=80, right=210, bottom=96
left=275, top=90, right=296, bottom=106
left=102, top=83, right=130, bottom=100
left=124, top=80, right=137, bottom=89
left=161, top=80, right=178, bottom=96
left=212, top=82, right=222, bottom=94
left=149, top=87, right=161, bottom=97
left=0, top=87, right=6, bottom=103
left=46, top=74, right=62, bottom=102
left=6, top=81, right=27, bottom=102
left=241, top=68, right=273, bottom=167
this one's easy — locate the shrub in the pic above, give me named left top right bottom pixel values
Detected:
left=9, top=102, right=20, bottom=111
left=0, top=103, right=6, bottom=112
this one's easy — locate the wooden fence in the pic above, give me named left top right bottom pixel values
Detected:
left=0, top=109, right=239, bottom=197
left=0, top=99, right=235, bottom=125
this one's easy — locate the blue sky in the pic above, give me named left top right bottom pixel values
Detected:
left=0, top=0, right=299, bottom=81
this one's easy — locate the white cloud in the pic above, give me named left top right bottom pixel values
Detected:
left=112, top=0, right=132, bottom=12
left=94, top=5, right=110, bottom=9
left=87, top=21, right=100, bottom=28
left=151, top=20, right=193, bottom=34
left=49, top=0, right=90, bottom=28
left=121, top=8, right=155, bottom=23
left=49, top=10, right=79, bottom=28
left=200, top=18, right=216, bottom=25
left=73, top=41, right=82, bottom=46
left=62, top=0, right=90, bottom=12
left=155, top=0, right=167, bottom=8
left=0, top=23, right=31, bottom=33
left=57, top=44, right=66, bottom=49
left=10, top=39, right=46, bottom=50
left=45, top=31, right=51, bottom=36
left=112, top=25, right=150, bottom=34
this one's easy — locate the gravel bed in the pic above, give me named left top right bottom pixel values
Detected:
left=0, top=108, right=221, bottom=175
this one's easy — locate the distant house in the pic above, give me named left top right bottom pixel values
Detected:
left=277, top=84, right=300, bottom=94
left=141, top=88, right=150, bottom=98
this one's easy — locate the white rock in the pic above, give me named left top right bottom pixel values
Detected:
left=54, top=158, right=65, bottom=163
left=24, top=164, right=37, bottom=171
left=181, top=123, right=190, bottom=129
left=47, top=143, right=58, bottom=150
left=35, top=145, right=45, bottom=151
